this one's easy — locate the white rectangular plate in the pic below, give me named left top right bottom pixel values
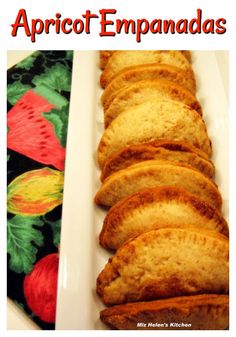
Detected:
left=56, top=51, right=229, bottom=330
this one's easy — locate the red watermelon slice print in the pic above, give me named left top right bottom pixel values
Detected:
left=7, top=90, right=66, bottom=171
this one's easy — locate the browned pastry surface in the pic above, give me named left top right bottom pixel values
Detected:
left=100, top=186, right=228, bottom=250
left=100, top=50, right=192, bottom=87
left=100, top=294, right=229, bottom=330
left=95, top=160, right=221, bottom=209
left=97, top=227, right=229, bottom=305
left=101, top=140, right=214, bottom=181
left=104, top=79, right=202, bottom=127
left=99, top=50, right=192, bottom=70
left=101, top=63, right=196, bottom=109
left=98, top=99, right=211, bottom=168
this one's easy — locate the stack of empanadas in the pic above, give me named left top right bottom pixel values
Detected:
left=95, top=50, right=229, bottom=330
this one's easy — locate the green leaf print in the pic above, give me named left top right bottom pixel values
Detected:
left=43, top=105, right=69, bottom=147
left=32, top=63, right=72, bottom=93
left=16, top=52, right=39, bottom=71
left=7, top=215, right=44, bottom=274
left=43, top=217, right=61, bottom=247
left=65, top=50, right=73, bottom=61
left=50, top=219, right=61, bottom=247
left=7, top=81, right=31, bottom=106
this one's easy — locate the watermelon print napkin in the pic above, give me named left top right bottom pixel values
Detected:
left=7, top=51, right=73, bottom=330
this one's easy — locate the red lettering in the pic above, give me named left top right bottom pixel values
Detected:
left=150, top=19, right=162, bottom=33
left=215, top=18, right=227, bottom=34
left=163, top=20, right=175, bottom=34
left=11, top=9, right=31, bottom=38
left=31, top=19, right=44, bottom=42
left=116, top=19, right=135, bottom=34
left=189, top=8, right=202, bottom=34
left=45, top=19, right=55, bottom=34
left=136, top=19, right=149, bottom=42
left=55, top=13, right=62, bottom=34
left=176, top=19, right=188, bottom=34
left=73, top=19, right=84, bottom=34
left=10, top=7, right=227, bottom=43
left=202, top=19, right=215, bottom=34
left=61, top=19, right=72, bottom=34
left=82, top=10, right=98, bottom=33
left=99, top=9, right=116, bottom=37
